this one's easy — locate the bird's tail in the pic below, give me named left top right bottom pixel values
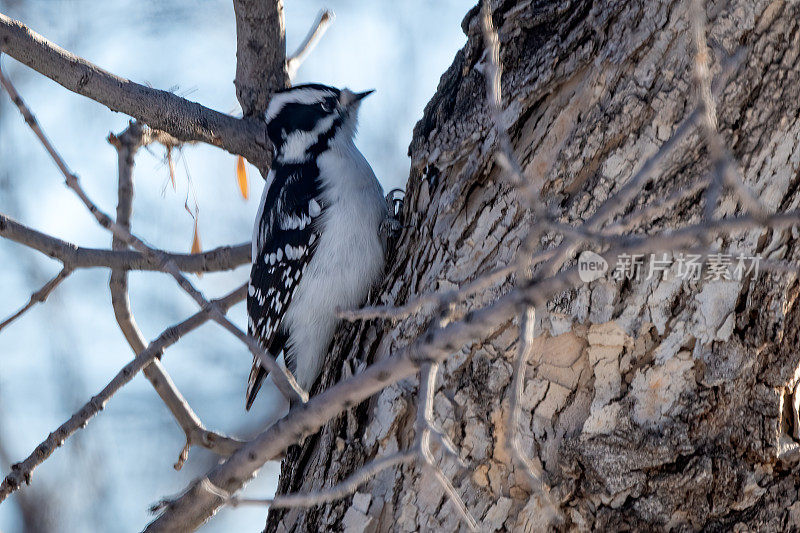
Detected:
left=245, top=357, right=268, bottom=411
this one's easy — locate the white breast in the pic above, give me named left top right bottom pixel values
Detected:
left=281, top=141, right=387, bottom=390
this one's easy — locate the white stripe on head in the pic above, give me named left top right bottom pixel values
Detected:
left=265, top=87, right=337, bottom=122
left=277, top=114, right=338, bottom=163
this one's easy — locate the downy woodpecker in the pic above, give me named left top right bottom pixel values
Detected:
left=246, top=84, right=387, bottom=410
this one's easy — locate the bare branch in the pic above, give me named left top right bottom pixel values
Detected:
left=341, top=228, right=567, bottom=324
left=506, top=307, right=546, bottom=490
left=184, top=369, right=457, bottom=520
left=423, top=462, right=476, bottom=530
left=0, top=285, right=246, bottom=503
left=287, top=10, right=334, bottom=80
left=605, top=178, right=710, bottom=235
left=0, top=15, right=269, bottom=167
left=0, top=213, right=249, bottom=272
left=109, top=122, right=240, bottom=471
left=480, top=3, right=528, bottom=198
left=341, top=263, right=516, bottom=321
left=190, top=368, right=460, bottom=519
left=187, top=451, right=414, bottom=511
left=0, top=67, right=307, bottom=405
left=233, top=0, right=289, bottom=118
left=480, top=0, right=555, bottom=275
left=690, top=2, right=768, bottom=221
left=691, top=0, right=723, bottom=221
left=415, top=363, right=477, bottom=531
left=0, top=266, right=72, bottom=333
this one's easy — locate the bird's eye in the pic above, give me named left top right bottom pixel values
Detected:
left=319, top=102, right=332, bottom=113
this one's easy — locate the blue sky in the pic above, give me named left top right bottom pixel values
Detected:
left=0, top=0, right=469, bottom=530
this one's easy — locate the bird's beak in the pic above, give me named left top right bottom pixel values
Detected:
left=339, top=89, right=375, bottom=108
left=353, top=89, right=375, bottom=102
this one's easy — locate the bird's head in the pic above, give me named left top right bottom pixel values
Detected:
left=264, top=83, right=373, bottom=163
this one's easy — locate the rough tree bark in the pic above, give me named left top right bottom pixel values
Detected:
left=267, top=0, right=800, bottom=531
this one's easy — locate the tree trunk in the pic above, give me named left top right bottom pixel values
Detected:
left=267, top=0, right=800, bottom=530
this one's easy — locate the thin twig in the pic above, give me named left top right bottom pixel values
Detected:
left=185, top=451, right=414, bottom=511
left=414, top=363, right=477, bottom=531
left=341, top=264, right=516, bottom=321
left=190, top=356, right=461, bottom=521
left=507, top=307, right=547, bottom=489
left=481, top=0, right=595, bottom=294
left=109, top=122, right=239, bottom=470
left=605, top=177, right=710, bottom=235
left=341, top=244, right=567, bottom=322
left=0, top=266, right=72, bottom=334
left=287, top=10, right=334, bottom=79
left=479, top=9, right=562, bottom=521
left=186, top=365, right=458, bottom=516
left=690, top=1, right=769, bottom=222
left=0, top=285, right=247, bottom=503
left=691, top=0, right=723, bottom=222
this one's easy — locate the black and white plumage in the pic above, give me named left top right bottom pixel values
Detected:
left=246, top=83, right=387, bottom=410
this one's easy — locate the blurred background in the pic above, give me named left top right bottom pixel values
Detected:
left=0, top=0, right=468, bottom=530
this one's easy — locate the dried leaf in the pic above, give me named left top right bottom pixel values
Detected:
left=236, top=155, right=248, bottom=199
left=182, top=200, right=203, bottom=275
left=167, top=148, right=176, bottom=191
left=191, top=219, right=202, bottom=255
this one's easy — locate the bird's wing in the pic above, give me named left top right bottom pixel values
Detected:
left=246, top=166, right=324, bottom=410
